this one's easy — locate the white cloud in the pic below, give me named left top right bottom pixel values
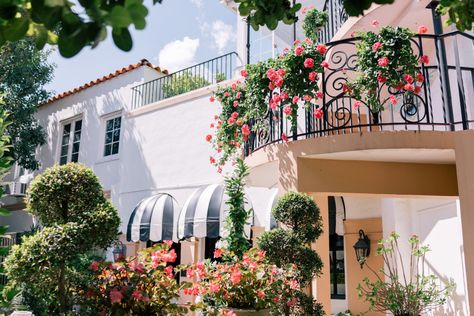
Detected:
left=190, top=0, right=203, bottom=8
left=211, top=20, right=235, bottom=54
left=157, top=37, right=200, bottom=72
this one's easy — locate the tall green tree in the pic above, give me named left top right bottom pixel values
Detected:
left=0, top=38, right=54, bottom=170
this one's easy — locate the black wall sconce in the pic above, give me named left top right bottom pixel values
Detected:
left=112, top=240, right=127, bottom=262
left=353, top=229, right=370, bottom=268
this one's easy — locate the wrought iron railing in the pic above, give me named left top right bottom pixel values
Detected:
left=245, top=31, right=474, bottom=155
left=318, top=0, right=349, bottom=44
left=131, top=52, right=241, bottom=109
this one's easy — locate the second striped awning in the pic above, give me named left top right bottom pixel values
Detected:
left=177, top=183, right=252, bottom=240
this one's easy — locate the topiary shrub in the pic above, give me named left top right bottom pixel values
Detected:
left=4, top=163, right=120, bottom=315
left=258, top=192, right=324, bottom=316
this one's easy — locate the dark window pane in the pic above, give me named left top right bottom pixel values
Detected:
left=114, top=117, right=121, bottom=129
left=112, top=142, right=119, bottom=155
left=74, top=120, right=82, bottom=131
left=106, top=119, right=114, bottom=131
left=60, top=156, right=68, bottom=165
left=71, top=153, right=79, bottom=162
left=74, top=132, right=81, bottom=142
left=61, top=135, right=70, bottom=145
left=104, top=144, right=111, bottom=156
left=64, top=124, right=71, bottom=133
left=60, top=146, right=68, bottom=156
left=72, top=142, right=80, bottom=153
left=113, top=130, right=120, bottom=142
left=105, top=132, right=113, bottom=144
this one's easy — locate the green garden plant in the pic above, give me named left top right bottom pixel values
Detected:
left=357, top=232, right=454, bottom=316
left=162, top=71, right=210, bottom=98
left=257, top=192, right=324, bottom=315
left=302, top=8, right=329, bottom=41
left=4, top=163, right=120, bottom=315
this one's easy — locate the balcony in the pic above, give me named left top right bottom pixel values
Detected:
left=131, top=52, right=240, bottom=109
left=245, top=31, right=474, bottom=155
left=318, top=0, right=348, bottom=44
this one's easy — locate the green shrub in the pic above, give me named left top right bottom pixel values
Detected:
left=5, top=163, right=120, bottom=315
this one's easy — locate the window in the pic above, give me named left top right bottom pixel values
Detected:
left=59, top=119, right=82, bottom=165
left=104, top=117, right=121, bottom=156
left=329, top=196, right=346, bottom=299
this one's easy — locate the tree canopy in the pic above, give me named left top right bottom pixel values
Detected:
left=0, top=38, right=54, bottom=170
left=0, top=0, right=470, bottom=58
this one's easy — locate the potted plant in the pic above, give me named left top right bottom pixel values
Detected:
left=186, top=248, right=301, bottom=316
left=357, top=232, right=454, bottom=316
left=302, top=8, right=329, bottom=41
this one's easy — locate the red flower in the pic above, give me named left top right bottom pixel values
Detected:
left=233, top=100, right=239, bottom=107
left=205, top=134, right=212, bottom=142
left=223, top=92, right=229, bottom=97
left=292, top=96, right=300, bottom=104
left=414, top=86, right=421, bottom=94
left=274, top=77, right=284, bottom=87
left=214, top=248, right=223, bottom=258
left=164, top=265, right=174, bottom=277
left=110, top=288, right=123, bottom=304
left=313, top=108, right=323, bottom=119
left=268, top=82, right=275, bottom=90
left=372, top=42, right=382, bottom=52
left=266, top=68, right=277, bottom=81
left=293, top=39, right=301, bottom=45
left=420, top=55, right=430, bottom=64
left=241, top=124, right=251, bottom=136
left=272, top=93, right=282, bottom=104
left=209, top=96, right=215, bottom=102
left=294, top=46, right=304, bottom=56
left=283, top=105, right=293, bottom=115
left=227, top=117, right=236, bottom=125
left=304, top=58, right=314, bottom=68
left=231, top=83, right=237, bottom=90
left=404, top=83, right=414, bottom=91
left=276, top=69, right=286, bottom=77
left=280, top=90, right=289, bottom=100
left=378, top=57, right=389, bottom=67
left=377, top=75, right=387, bottom=83
left=231, top=111, right=239, bottom=119
left=186, top=269, right=195, bottom=278
left=162, top=249, right=177, bottom=262
left=281, top=133, right=289, bottom=142
left=236, top=91, right=241, bottom=99
left=304, top=37, right=312, bottom=45
left=89, top=261, right=99, bottom=271
left=240, top=69, right=248, bottom=77
left=315, top=91, right=324, bottom=99
left=316, top=44, right=327, bottom=54
left=354, top=101, right=362, bottom=110
left=390, top=95, right=398, bottom=105
left=308, top=71, right=317, bottom=82
left=257, top=290, right=265, bottom=299
left=403, top=74, right=414, bottom=84
left=371, top=19, right=379, bottom=27
left=303, top=94, right=312, bottom=101
left=210, top=156, right=216, bottom=164
left=321, top=61, right=329, bottom=68
left=418, top=25, right=428, bottom=34
left=230, top=271, right=242, bottom=284
left=416, top=73, right=424, bottom=83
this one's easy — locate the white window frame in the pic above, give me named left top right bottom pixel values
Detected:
left=100, top=110, right=123, bottom=161
left=58, top=115, right=83, bottom=165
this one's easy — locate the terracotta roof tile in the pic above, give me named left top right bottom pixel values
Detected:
left=41, top=59, right=168, bottom=106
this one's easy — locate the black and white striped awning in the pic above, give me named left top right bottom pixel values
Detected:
left=127, top=193, right=179, bottom=242
left=177, top=184, right=252, bottom=240
left=248, top=187, right=278, bottom=231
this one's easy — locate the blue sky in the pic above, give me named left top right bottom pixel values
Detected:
left=46, top=0, right=237, bottom=94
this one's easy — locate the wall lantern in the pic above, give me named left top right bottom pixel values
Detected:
left=353, top=229, right=370, bottom=268
left=113, top=241, right=127, bottom=262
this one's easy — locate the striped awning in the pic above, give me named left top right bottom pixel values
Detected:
left=127, top=193, right=179, bottom=242
left=177, top=184, right=252, bottom=240
left=247, top=187, right=278, bottom=231
left=329, top=196, right=346, bottom=236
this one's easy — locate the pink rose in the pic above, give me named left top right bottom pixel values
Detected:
left=240, top=69, right=248, bottom=77
left=223, top=92, right=229, bottom=97
left=227, top=117, right=236, bottom=125
left=274, top=77, right=284, bottom=87
left=236, top=92, right=241, bottom=99
left=231, top=83, right=237, bottom=90
left=354, top=101, right=362, bottom=110
left=186, top=269, right=195, bottom=278
left=416, top=73, right=424, bottom=83
left=230, top=271, right=242, bottom=284
left=292, top=95, right=300, bottom=104
left=231, top=111, right=239, bottom=119
left=404, top=83, right=414, bottom=91
left=313, top=108, right=323, bottom=119
left=304, top=58, right=315, bottom=68
left=281, top=133, right=289, bottom=142
left=304, top=37, right=312, bottom=45
left=371, top=19, right=379, bottom=27
left=420, top=55, right=430, bottom=64
left=283, top=105, right=293, bottom=116
left=294, top=46, right=304, bottom=56
left=403, top=74, right=414, bottom=84
left=268, top=82, right=275, bottom=90
left=257, top=290, right=266, bottom=299
left=372, top=42, right=382, bottom=52
left=378, top=57, right=389, bottom=67
left=164, top=265, right=174, bottom=277
left=414, top=86, right=421, bottom=94
left=164, top=240, right=173, bottom=247
left=209, top=283, right=220, bottom=293
left=89, top=261, right=99, bottom=271
left=209, top=96, right=215, bottom=102
left=209, top=156, right=216, bottom=164
left=321, top=61, right=329, bottom=68
left=110, top=288, right=123, bottom=304
left=316, top=44, right=327, bottom=54
left=266, top=68, right=277, bottom=81
left=272, top=94, right=281, bottom=104
left=418, top=25, right=428, bottom=34
left=276, top=69, right=286, bottom=77
left=390, top=95, right=398, bottom=105
left=280, top=90, right=289, bottom=100
left=377, top=75, right=386, bottom=83
left=315, top=91, right=324, bottom=99
left=308, top=71, right=317, bottom=82
left=205, top=134, right=212, bottom=142
left=162, top=249, right=177, bottom=263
